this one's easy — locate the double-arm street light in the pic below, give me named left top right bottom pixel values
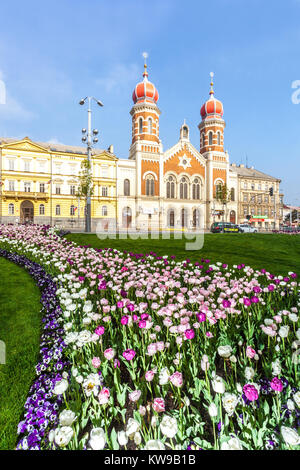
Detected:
left=79, top=96, right=103, bottom=232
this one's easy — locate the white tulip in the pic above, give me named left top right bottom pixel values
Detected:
left=293, top=391, right=300, bottom=408
left=245, top=367, right=255, bottom=380
left=160, top=415, right=178, bottom=438
left=143, top=440, right=165, bottom=450
left=217, top=345, right=232, bottom=358
left=281, top=426, right=300, bottom=446
left=289, top=313, right=298, bottom=323
left=151, top=415, right=158, bottom=427
left=271, top=359, right=281, bottom=376
left=54, top=426, right=73, bottom=447
left=59, top=409, right=76, bottom=426
left=221, top=437, right=243, bottom=450
left=159, top=367, right=170, bottom=385
left=292, top=351, right=299, bottom=365
left=126, top=418, right=140, bottom=438
left=212, top=376, right=225, bottom=394
left=222, top=393, right=239, bottom=416
left=48, top=429, right=55, bottom=443
left=208, top=403, right=218, bottom=418
left=53, top=379, right=69, bottom=395
left=117, top=430, right=128, bottom=447
left=89, top=428, right=106, bottom=450
left=286, top=399, right=295, bottom=411
left=134, top=432, right=142, bottom=446
left=278, top=326, right=289, bottom=338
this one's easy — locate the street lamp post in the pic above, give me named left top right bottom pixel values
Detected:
left=79, top=96, right=103, bottom=233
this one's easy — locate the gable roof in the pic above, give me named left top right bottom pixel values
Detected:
left=0, top=136, right=116, bottom=159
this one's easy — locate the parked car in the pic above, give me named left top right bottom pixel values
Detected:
left=279, top=226, right=300, bottom=233
left=210, top=222, right=240, bottom=233
left=239, top=224, right=258, bottom=233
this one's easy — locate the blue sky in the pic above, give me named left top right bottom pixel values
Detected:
left=0, top=0, right=300, bottom=203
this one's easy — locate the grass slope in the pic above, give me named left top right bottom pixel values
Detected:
left=66, top=233, right=300, bottom=276
left=0, top=257, right=41, bottom=450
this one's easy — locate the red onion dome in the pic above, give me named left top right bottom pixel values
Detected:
left=132, top=64, right=159, bottom=104
left=201, top=72, right=223, bottom=119
left=201, top=97, right=223, bottom=119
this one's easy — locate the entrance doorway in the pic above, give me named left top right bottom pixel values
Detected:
left=20, top=200, right=34, bottom=223
left=230, top=210, right=236, bottom=224
left=122, top=207, right=132, bottom=228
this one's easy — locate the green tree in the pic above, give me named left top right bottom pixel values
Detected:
left=77, top=159, right=94, bottom=198
left=215, top=183, right=231, bottom=204
left=215, top=184, right=232, bottom=222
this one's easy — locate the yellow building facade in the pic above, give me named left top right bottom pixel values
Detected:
left=0, top=137, right=118, bottom=230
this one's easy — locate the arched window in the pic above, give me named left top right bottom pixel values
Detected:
left=102, top=206, right=108, bottom=216
left=55, top=205, right=61, bottom=216
left=193, top=209, right=200, bottom=228
left=70, top=205, right=75, bottom=216
left=139, top=118, right=143, bottom=134
left=8, top=203, right=14, bottom=215
left=167, top=209, right=175, bottom=228
left=182, top=126, right=188, bottom=138
left=230, top=187, right=235, bottom=201
left=39, top=204, right=45, bottom=215
left=202, top=132, right=205, bottom=149
left=180, top=177, right=188, bottom=199
left=146, top=175, right=155, bottom=196
left=192, top=178, right=201, bottom=200
left=166, top=176, right=175, bottom=199
left=215, top=182, right=223, bottom=199
left=148, top=118, right=153, bottom=134
left=124, top=179, right=130, bottom=196
left=217, top=131, right=221, bottom=146
left=209, top=131, right=213, bottom=146
left=181, top=208, right=188, bottom=228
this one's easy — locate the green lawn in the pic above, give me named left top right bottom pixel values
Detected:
left=66, top=232, right=300, bottom=276
left=0, top=257, right=41, bottom=450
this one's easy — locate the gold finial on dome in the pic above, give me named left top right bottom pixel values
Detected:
left=209, top=71, right=215, bottom=96
left=142, top=51, right=149, bottom=79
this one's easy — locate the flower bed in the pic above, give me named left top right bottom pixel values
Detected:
left=0, top=224, right=299, bottom=450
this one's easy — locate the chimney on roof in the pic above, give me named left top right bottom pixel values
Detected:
left=240, top=164, right=245, bottom=168
left=231, top=163, right=237, bottom=167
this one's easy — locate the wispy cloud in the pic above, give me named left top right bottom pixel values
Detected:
left=95, top=63, right=140, bottom=94
left=46, top=137, right=65, bottom=145
left=0, top=69, right=37, bottom=120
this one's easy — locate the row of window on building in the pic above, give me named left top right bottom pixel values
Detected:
left=242, top=181, right=277, bottom=191
left=242, top=193, right=277, bottom=204
left=200, top=131, right=222, bottom=148
left=6, top=159, right=112, bottom=178
left=5, top=181, right=112, bottom=197
left=242, top=206, right=283, bottom=217
left=8, top=203, right=109, bottom=216
left=137, top=117, right=157, bottom=135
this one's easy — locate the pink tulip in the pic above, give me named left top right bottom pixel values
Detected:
left=246, top=346, right=256, bottom=359
left=152, top=398, right=165, bottom=413
left=91, top=357, right=101, bottom=368
left=98, top=387, right=110, bottom=404
left=169, top=371, right=183, bottom=387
